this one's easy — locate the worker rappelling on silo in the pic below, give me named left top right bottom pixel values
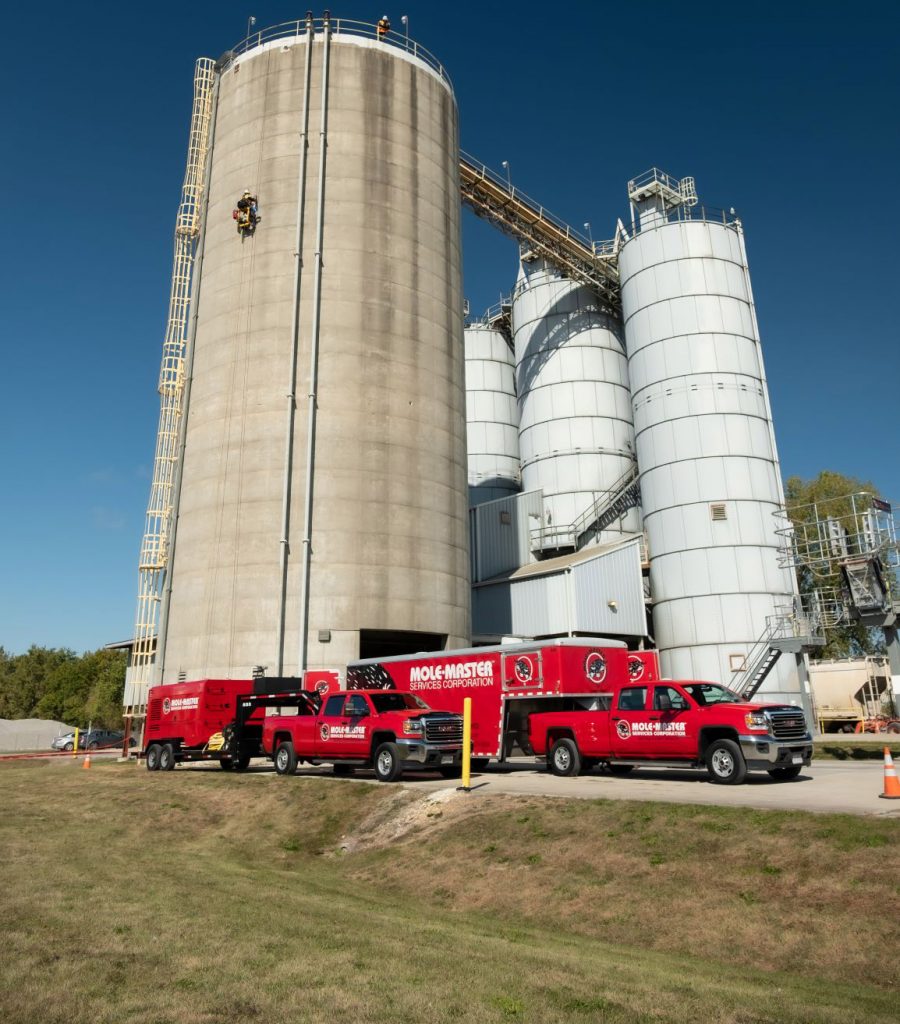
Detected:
left=233, top=190, right=260, bottom=235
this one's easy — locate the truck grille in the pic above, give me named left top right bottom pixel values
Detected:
left=768, top=707, right=809, bottom=741
left=423, top=714, right=463, bottom=745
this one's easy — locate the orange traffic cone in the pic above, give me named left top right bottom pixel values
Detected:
left=82, top=753, right=91, bottom=770
left=879, top=747, right=900, bottom=800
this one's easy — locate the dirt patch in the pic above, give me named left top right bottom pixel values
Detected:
left=336, top=786, right=476, bottom=852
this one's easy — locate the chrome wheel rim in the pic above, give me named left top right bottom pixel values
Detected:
left=554, top=747, right=571, bottom=772
left=276, top=748, right=288, bottom=771
left=711, top=749, right=733, bottom=777
left=377, top=750, right=393, bottom=776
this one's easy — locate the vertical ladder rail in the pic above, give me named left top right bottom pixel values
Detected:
left=127, top=58, right=217, bottom=726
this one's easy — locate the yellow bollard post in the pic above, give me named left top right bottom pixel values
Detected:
left=458, top=697, right=472, bottom=792
left=72, top=727, right=79, bottom=757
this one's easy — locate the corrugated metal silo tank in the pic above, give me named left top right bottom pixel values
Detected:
left=619, top=170, right=803, bottom=704
left=512, top=258, right=640, bottom=554
left=464, top=310, right=520, bottom=506
left=158, top=21, right=470, bottom=682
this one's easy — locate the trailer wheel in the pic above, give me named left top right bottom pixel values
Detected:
left=374, top=742, right=403, bottom=783
left=768, top=765, right=802, bottom=781
left=706, top=739, right=747, bottom=785
left=607, top=764, right=634, bottom=776
left=219, top=757, right=234, bottom=770
left=274, top=742, right=297, bottom=776
left=145, top=744, right=161, bottom=771
left=549, top=738, right=581, bottom=777
left=158, top=743, right=176, bottom=771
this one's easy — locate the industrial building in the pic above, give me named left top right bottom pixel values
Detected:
left=125, top=15, right=824, bottom=728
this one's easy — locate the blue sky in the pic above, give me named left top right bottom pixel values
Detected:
left=1, top=1, right=897, bottom=654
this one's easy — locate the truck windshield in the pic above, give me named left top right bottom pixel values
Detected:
left=681, top=683, right=743, bottom=706
left=369, top=693, right=431, bottom=713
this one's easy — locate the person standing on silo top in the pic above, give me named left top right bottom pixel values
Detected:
left=377, top=15, right=390, bottom=39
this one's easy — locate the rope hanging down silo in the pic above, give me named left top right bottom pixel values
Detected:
left=277, top=10, right=316, bottom=675
left=129, top=57, right=217, bottom=721
left=298, top=12, right=332, bottom=672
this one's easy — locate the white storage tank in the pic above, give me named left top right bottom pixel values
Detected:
left=512, top=258, right=638, bottom=552
left=464, top=306, right=520, bottom=506
left=619, top=169, right=801, bottom=701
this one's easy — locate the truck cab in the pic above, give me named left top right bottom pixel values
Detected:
left=528, top=679, right=812, bottom=784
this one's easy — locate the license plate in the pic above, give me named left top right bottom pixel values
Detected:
left=441, top=754, right=454, bottom=764
left=791, top=756, right=802, bottom=765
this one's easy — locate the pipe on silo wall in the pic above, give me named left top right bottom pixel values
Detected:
left=298, top=15, right=332, bottom=672
left=276, top=13, right=315, bottom=675
left=619, top=213, right=803, bottom=704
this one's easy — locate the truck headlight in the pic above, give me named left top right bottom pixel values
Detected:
left=745, top=712, right=768, bottom=731
left=403, top=720, right=424, bottom=736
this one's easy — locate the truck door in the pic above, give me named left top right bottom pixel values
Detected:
left=649, top=684, right=696, bottom=757
left=340, top=692, right=373, bottom=757
left=610, top=685, right=649, bottom=758
left=315, top=693, right=366, bottom=759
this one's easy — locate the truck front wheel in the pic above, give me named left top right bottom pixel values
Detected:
left=158, top=743, right=176, bottom=771
left=146, top=744, right=161, bottom=771
left=549, top=738, right=581, bottom=777
left=274, top=742, right=297, bottom=776
left=374, top=742, right=403, bottom=782
left=706, top=739, right=747, bottom=785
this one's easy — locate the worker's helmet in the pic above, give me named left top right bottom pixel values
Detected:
left=383, top=14, right=388, bottom=19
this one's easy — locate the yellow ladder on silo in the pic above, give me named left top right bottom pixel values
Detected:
left=127, top=57, right=217, bottom=740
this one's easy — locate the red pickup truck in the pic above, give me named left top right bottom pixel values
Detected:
left=262, top=689, right=464, bottom=782
left=527, top=679, right=812, bottom=784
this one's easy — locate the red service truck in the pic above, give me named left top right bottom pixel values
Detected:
left=346, top=639, right=660, bottom=765
left=527, top=678, right=812, bottom=784
left=261, top=689, right=464, bottom=782
left=141, top=675, right=463, bottom=782
left=142, top=674, right=339, bottom=771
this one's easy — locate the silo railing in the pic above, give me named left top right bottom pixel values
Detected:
left=228, top=17, right=452, bottom=92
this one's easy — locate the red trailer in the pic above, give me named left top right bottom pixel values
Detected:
left=346, top=639, right=659, bottom=762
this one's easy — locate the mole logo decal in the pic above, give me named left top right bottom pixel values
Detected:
left=162, top=698, right=171, bottom=714
left=585, top=652, right=608, bottom=684
left=616, top=719, right=631, bottom=740
left=513, top=655, right=535, bottom=684
left=627, top=656, right=645, bottom=681
left=320, top=724, right=330, bottom=741
left=314, top=679, right=331, bottom=696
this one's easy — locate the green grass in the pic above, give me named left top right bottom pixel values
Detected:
left=1, top=759, right=898, bottom=1024
left=814, top=739, right=900, bottom=760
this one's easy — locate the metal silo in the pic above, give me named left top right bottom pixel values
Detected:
left=512, top=258, right=639, bottom=553
left=619, top=169, right=801, bottom=701
left=148, top=17, right=469, bottom=684
left=464, top=302, right=520, bottom=506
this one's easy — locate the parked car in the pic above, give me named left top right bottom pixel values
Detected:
left=50, top=729, right=134, bottom=751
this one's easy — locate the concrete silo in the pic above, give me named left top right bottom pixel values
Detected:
left=618, top=169, right=801, bottom=701
left=512, top=258, right=639, bottom=553
left=464, top=304, right=520, bottom=506
left=152, top=17, right=469, bottom=683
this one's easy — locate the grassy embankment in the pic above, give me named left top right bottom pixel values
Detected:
left=1, top=760, right=898, bottom=1024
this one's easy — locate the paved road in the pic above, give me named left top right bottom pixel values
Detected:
left=401, top=759, right=900, bottom=818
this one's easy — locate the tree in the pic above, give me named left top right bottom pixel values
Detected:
left=0, top=646, right=126, bottom=727
left=784, top=471, right=886, bottom=660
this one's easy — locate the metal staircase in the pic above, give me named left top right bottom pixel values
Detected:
left=459, top=152, right=621, bottom=312
left=731, top=598, right=827, bottom=700
left=530, top=463, right=641, bottom=554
